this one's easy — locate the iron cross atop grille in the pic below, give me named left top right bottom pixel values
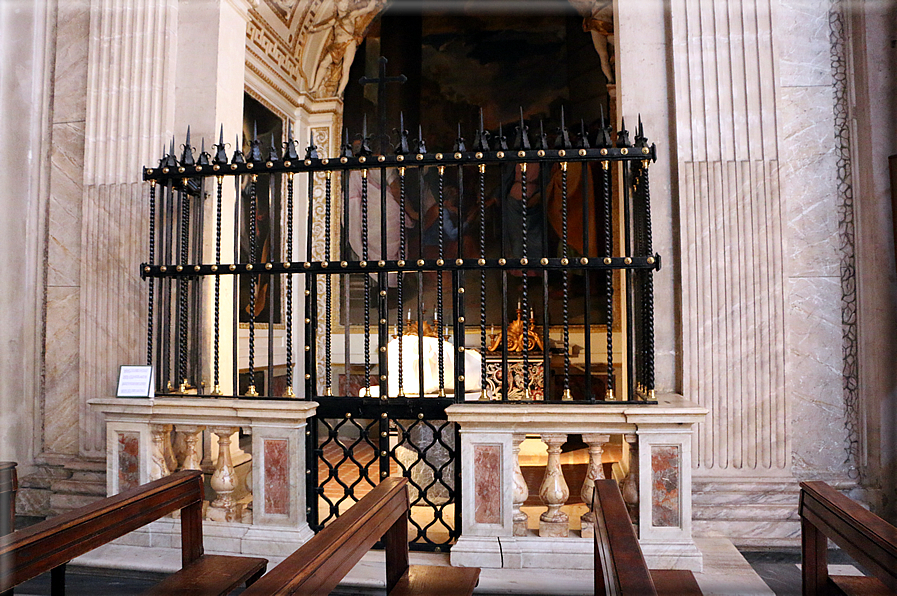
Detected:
left=358, top=56, right=407, bottom=154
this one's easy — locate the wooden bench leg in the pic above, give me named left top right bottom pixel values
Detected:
left=50, top=564, right=66, bottom=596
left=245, top=565, right=267, bottom=588
left=802, top=518, right=828, bottom=596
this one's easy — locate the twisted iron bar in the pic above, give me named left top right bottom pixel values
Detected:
left=562, top=163, right=570, bottom=397
left=520, top=164, right=530, bottom=398
left=478, top=164, right=487, bottom=398
left=285, top=173, right=294, bottom=395
left=247, top=175, right=258, bottom=394
left=641, top=161, right=655, bottom=397
left=147, top=182, right=156, bottom=367
left=437, top=166, right=445, bottom=396
left=603, top=161, right=614, bottom=399
left=361, top=170, right=371, bottom=395
left=213, top=177, right=223, bottom=393
left=397, top=168, right=406, bottom=396
left=325, top=172, right=333, bottom=394
left=178, top=184, right=190, bottom=389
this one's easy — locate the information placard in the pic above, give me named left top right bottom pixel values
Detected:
left=116, top=365, right=155, bottom=398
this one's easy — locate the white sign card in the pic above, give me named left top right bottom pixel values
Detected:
left=117, top=365, right=155, bottom=398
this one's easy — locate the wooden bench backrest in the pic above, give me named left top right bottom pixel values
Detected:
left=0, top=470, right=205, bottom=591
left=243, top=477, right=410, bottom=596
left=592, top=479, right=658, bottom=596
left=799, top=481, right=897, bottom=592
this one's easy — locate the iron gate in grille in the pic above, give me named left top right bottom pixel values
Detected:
left=139, top=59, right=659, bottom=552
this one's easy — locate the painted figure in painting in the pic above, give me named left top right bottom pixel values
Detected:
left=310, top=0, right=383, bottom=97
left=571, top=0, right=615, bottom=83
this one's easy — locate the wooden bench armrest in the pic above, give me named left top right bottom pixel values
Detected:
left=800, top=481, right=897, bottom=593
left=243, top=477, right=411, bottom=596
left=592, top=479, right=658, bottom=596
left=0, top=470, right=204, bottom=590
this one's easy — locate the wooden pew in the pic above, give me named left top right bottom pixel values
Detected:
left=0, top=462, right=16, bottom=538
left=0, top=470, right=267, bottom=596
left=243, top=477, right=479, bottom=596
left=799, top=481, right=897, bottom=595
left=592, top=479, right=701, bottom=596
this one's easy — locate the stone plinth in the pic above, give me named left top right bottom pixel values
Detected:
left=447, top=394, right=707, bottom=571
left=89, top=397, right=317, bottom=555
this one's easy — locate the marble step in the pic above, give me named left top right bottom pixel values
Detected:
left=694, top=519, right=801, bottom=548
left=693, top=490, right=800, bottom=506
left=693, top=504, right=799, bottom=521
left=51, top=478, right=107, bottom=496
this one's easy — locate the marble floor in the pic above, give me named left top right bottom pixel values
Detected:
left=13, top=536, right=868, bottom=595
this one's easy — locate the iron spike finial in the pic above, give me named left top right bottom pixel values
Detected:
left=284, top=121, right=299, bottom=160
left=158, top=144, right=168, bottom=168
left=395, top=112, right=410, bottom=155
left=166, top=136, right=178, bottom=167
left=198, top=137, right=211, bottom=166
left=232, top=134, right=246, bottom=164
left=617, top=117, right=631, bottom=148
left=268, top=129, right=280, bottom=162
left=474, top=107, right=490, bottom=151
left=555, top=107, right=572, bottom=149
left=497, top=122, right=508, bottom=151
left=248, top=122, right=264, bottom=162
left=358, top=115, right=372, bottom=156
left=339, top=127, right=352, bottom=158
left=453, top=122, right=466, bottom=152
left=577, top=119, right=591, bottom=149
left=535, top=120, right=549, bottom=150
left=307, top=129, right=320, bottom=160
left=514, top=107, right=531, bottom=150
left=596, top=108, right=612, bottom=148
left=416, top=124, right=427, bottom=154
left=634, top=114, right=648, bottom=148
left=213, top=124, right=229, bottom=165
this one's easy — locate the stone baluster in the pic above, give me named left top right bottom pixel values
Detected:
left=538, top=433, right=569, bottom=537
left=150, top=424, right=173, bottom=481
left=177, top=425, right=205, bottom=470
left=207, top=427, right=240, bottom=522
left=620, top=433, right=640, bottom=529
left=579, top=433, right=610, bottom=539
left=512, top=433, right=529, bottom=536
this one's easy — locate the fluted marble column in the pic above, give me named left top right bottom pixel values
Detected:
left=580, top=433, right=609, bottom=539
left=539, top=433, right=569, bottom=538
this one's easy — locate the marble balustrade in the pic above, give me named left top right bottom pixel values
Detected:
left=89, top=398, right=317, bottom=556
left=447, top=395, right=708, bottom=571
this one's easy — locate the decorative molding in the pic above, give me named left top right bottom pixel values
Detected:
left=671, top=0, right=787, bottom=472
left=828, top=0, right=860, bottom=480
left=79, top=0, right=178, bottom=457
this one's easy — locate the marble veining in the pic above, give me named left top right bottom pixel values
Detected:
left=118, top=432, right=139, bottom=491
left=474, top=444, right=501, bottom=525
left=652, top=445, right=680, bottom=528
left=264, top=439, right=290, bottom=515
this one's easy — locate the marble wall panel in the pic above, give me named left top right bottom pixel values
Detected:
left=264, top=439, right=289, bottom=516
left=780, top=151, right=839, bottom=277
left=474, top=444, right=502, bottom=525
left=47, top=121, right=84, bottom=287
left=118, top=431, right=140, bottom=491
left=778, top=86, right=836, bottom=150
left=52, top=0, right=90, bottom=123
left=786, top=277, right=850, bottom=476
left=775, top=0, right=833, bottom=87
left=44, top=286, right=80, bottom=455
left=652, top=445, right=681, bottom=527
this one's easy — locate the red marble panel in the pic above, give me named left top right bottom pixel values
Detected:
left=118, top=432, right=140, bottom=491
left=651, top=445, right=680, bottom=527
left=264, top=439, right=290, bottom=515
left=474, top=444, right=502, bottom=524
